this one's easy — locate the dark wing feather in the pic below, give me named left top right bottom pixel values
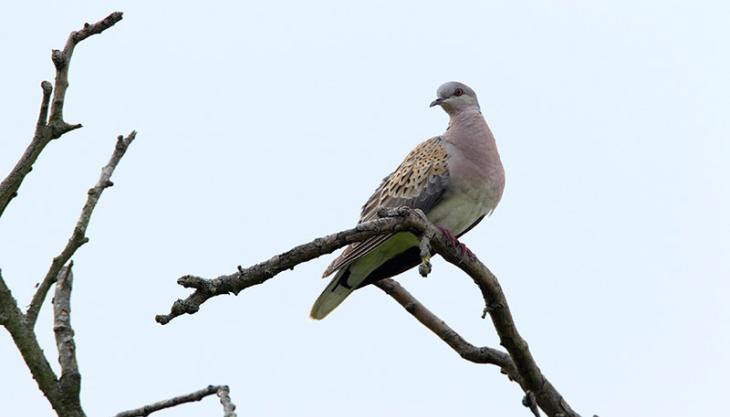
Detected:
left=322, top=137, right=450, bottom=277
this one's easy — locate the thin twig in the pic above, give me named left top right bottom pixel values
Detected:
left=159, top=207, right=582, bottom=417
left=0, top=11, right=123, bottom=217
left=115, top=385, right=229, bottom=417
left=27, top=131, right=137, bottom=327
left=35, top=81, right=53, bottom=132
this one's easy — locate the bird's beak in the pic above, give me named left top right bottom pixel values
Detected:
left=429, top=98, right=444, bottom=108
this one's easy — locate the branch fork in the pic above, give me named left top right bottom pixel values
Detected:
left=0, top=11, right=124, bottom=217
left=0, top=12, right=136, bottom=417
left=157, top=206, right=581, bottom=417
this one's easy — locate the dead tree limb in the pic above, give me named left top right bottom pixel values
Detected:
left=26, top=131, right=137, bottom=328
left=155, top=214, right=425, bottom=324
left=2, top=11, right=241, bottom=417
left=374, top=278, right=520, bottom=378
left=0, top=11, right=123, bottom=218
left=158, top=207, right=581, bottom=417
left=0, top=13, right=133, bottom=417
left=0, top=269, right=67, bottom=414
left=0, top=129, right=136, bottom=417
left=115, top=385, right=236, bottom=417
left=52, top=264, right=81, bottom=411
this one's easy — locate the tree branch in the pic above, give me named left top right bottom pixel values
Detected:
left=0, top=11, right=123, bottom=217
left=36, top=81, right=53, bottom=132
left=26, top=131, right=137, bottom=328
left=49, top=12, right=124, bottom=124
left=374, top=279, right=520, bottom=379
left=375, top=279, right=556, bottom=416
left=52, top=263, right=82, bottom=413
left=1, top=129, right=136, bottom=416
left=0, top=269, right=66, bottom=415
left=158, top=207, right=582, bottom=417
left=437, top=238, right=579, bottom=417
left=2, top=12, right=132, bottom=417
left=115, top=385, right=232, bottom=417
left=155, top=212, right=428, bottom=324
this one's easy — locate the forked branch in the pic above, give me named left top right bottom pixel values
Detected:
left=0, top=11, right=123, bottom=217
left=158, top=207, right=581, bottom=417
left=0, top=12, right=128, bottom=417
left=374, top=279, right=519, bottom=378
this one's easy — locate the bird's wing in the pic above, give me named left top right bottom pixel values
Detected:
left=322, top=136, right=450, bottom=277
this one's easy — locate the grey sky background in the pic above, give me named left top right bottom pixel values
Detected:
left=1, top=1, right=728, bottom=416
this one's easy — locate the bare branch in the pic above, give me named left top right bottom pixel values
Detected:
left=1, top=12, right=129, bottom=417
left=0, top=269, right=66, bottom=414
left=36, top=81, right=53, bottom=131
left=402, top=210, right=580, bottom=417
left=2, top=128, right=134, bottom=416
left=0, top=83, right=58, bottom=216
left=155, top=211, right=427, bottom=324
left=438, top=242, right=580, bottom=417
left=375, top=279, right=519, bottom=379
left=49, top=12, right=124, bottom=124
left=1, top=131, right=136, bottom=414
left=216, top=386, right=237, bottom=417
left=0, top=11, right=124, bottom=218
left=159, top=207, right=582, bottom=417
left=52, top=263, right=82, bottom=407
left=115, top=385, right=230, bottom=417
left=27, top=131, right=137, bottom=327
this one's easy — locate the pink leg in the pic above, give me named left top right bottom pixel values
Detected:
left=437, top=226, right=475, bottom=259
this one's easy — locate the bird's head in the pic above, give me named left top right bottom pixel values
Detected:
left=429, top=81, right=480, bottom=116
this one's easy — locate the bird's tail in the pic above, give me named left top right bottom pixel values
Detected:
left=311, top=233, right=420, bottom=319
left=310, top=267, right=365, bottom=320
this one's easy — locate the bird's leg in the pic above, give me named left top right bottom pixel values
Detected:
left=437, top=226, right=475, bottom=260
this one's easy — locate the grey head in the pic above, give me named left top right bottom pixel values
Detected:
left=429, top=81, right=480, bottom=116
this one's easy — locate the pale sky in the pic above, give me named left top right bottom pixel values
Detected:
left=1, top=1, right=729, bottom=416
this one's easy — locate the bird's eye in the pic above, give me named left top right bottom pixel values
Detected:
left=454, top=88, right=464, bottom=97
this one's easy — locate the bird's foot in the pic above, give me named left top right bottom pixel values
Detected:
left=437, top=226, right=475, bottom=260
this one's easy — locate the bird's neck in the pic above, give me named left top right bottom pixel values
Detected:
left=446, top=108, right=494, bottom=150
left=445, top=108, right=503, bottom=179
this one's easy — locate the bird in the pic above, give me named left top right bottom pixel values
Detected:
left=310, top=81, right=505, bottom=320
